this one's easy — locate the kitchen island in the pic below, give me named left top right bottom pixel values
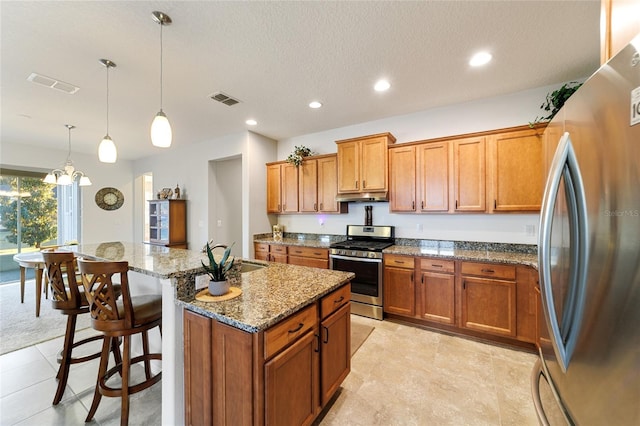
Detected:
left=63, top=242, right=353, bottom=425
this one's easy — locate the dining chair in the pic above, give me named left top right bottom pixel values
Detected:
left=77, top=258, right=162, bottom=426
left=41, top=250, right=122, bottom=405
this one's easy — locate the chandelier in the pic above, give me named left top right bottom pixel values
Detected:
left=43, top=124, right=92, bottom=186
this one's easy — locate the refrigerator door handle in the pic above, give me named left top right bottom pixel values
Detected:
left=531, top=359, right=552, bottom=426
left=539, top=132, right=589, bottom=373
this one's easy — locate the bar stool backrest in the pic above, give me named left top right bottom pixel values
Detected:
left=77, top=258, right=132, bottom=333
left=42, top=250, right=82, bottom=313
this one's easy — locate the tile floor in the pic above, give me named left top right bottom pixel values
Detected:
left=0, top=315, right=538, bottom=425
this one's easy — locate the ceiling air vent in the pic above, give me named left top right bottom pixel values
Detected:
left=210, top=91, right=241, bottom=106
left=27, top=73, right=80, bottom=94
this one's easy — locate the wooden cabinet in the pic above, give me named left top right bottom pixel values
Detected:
left=417, top=258, right=456, bottom=325
left=516, top=266, right=537, bottom=343
left=487, top=127, right=543, bottom=212
left=288, top=246, right=329, bottom=269
left=319, top=287, right=351, bottom=406
left=383, top=254, right=415, bottom=316
left=266, top=162, right=298, bottom=213
left=418, top=142, right=450, bottom=212
left=336, top=133, right=395, bottom=194
left=600, top=0, right=640, bottom=64
left=147, top=199, right=187, bottom=248
left=460, top=262, right=516, bottom=337
left=253, top=242, right=287, bottom=263
left=389, top=145, right=416, bottom=212
left=453, top=136, right=486, bottom=212
left=267, top=155, right=346, bottom=215
left=184, top=283, right=351, bottom=426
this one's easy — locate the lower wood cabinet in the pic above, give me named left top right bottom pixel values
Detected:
left=382, top=255, right=538, bottom=347
left=184, top=284, right=351, bottom=426
left=460, top=262, right=516, bottom=337
left=254, top=243, right=329, bottom=269
left=418, top=258, right=455, bottom=325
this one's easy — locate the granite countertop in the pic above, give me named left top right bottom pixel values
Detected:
left=383, top=245, right=538, bottom=269
left=178, top=262, right=354, bottom=333
left=253, top=236, right=334, bottom=249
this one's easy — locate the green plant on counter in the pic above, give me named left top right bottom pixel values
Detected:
left=286, top=145, right=312, bottom=167
left=530, top=81, right=582, bottom=127
left=201, top=242, right=235, bottom=281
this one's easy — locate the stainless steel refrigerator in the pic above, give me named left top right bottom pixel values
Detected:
left=532, top=38, right=640, bottom=425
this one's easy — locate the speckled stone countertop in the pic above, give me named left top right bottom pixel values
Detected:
left=253, top=235, right=338, bottom=248
left=177, top=262, right=354, bottom=333
left=384, top=245, right=538, bottom=268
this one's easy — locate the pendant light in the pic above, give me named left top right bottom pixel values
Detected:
left=150, top=11, right=172, bottom=148
left=98, top=59, right=117, bottom=163
left=44, top=125, right=92, bottom=186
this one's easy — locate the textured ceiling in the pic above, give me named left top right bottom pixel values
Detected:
left=1, top=1, right=600, bottom=161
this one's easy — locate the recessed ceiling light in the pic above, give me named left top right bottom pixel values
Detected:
left=309, top=101, right=322, bottom=109
left=374, top=79, right=391, bottom=92
left=246, top=119, right=257, bottom=126
left=469, top=51, right=492, bottom=67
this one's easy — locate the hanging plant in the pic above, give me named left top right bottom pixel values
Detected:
left=530, top=81, right=582, bottom=127
left=286, top=145, right=312, bottom=167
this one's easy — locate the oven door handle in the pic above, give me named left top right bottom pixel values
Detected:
left=329, top=254, right=382, bottom=263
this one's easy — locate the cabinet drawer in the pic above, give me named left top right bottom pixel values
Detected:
left=264, top=304, right=318, bottom=359
left=270, top=244, right=287, bottom=255
left=320, top=285, right=351, bottom=319
left=255, top=243, right=269, bottom=253
left=288, top=256, right=329, bottom=269
left=419, top=258, right=454, bottom=274
left=461, top=262, right=515, bottom=280
left=384, top=254, right=415, bottom=269
left=288, top=246, right=328, bottom=259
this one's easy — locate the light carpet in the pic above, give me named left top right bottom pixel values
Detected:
left=350, top=319, right=374, bottom=356
left=0, top=280, right=91, bottom=355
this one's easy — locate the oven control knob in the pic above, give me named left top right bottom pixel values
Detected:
left=339, top=250, right=345, bottom=255
left=351, top=251, right=357, bottom=257
left=368, top=252, right=376, bottom=259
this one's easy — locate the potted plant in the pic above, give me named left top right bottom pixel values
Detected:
left=201, top=242, right=235, bottom=295
left=286, top=145, right=312, bottom=167
left=530, top=81, right=582, bottom=127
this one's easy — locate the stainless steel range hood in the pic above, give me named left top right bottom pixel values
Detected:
left=335, top=191, right=388, bottom=202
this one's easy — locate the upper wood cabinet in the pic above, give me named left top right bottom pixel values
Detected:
left=267, top=155, right=346, bottom=214
left=600, top=0, right=640, bottom=64
left=336, top=133, right=396, bottom=194
left=453, top=136, right=486, bottom=212
left=389, top=145, right=416, bottom=212
left=417, top=142, right=450, bottom=212
left=266, top=162, right=297, bottom=213
left=487, top=127, right=543, bottom=212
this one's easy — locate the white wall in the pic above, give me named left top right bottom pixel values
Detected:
left=1, top=141, right=134, bottom=244
left=132, top=131, right=277, bottom=257
left=274, top=84, right=561, bottom=244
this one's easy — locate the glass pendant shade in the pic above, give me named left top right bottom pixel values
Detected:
left=98, top=135, right=117, bottom=163
left=151, top=110, right=172, bottom=147
left=43, top=174, right=57, bottom=184
left=56, top=174, right=72, bottom=186
left=79, top=176, right=92, bottom=186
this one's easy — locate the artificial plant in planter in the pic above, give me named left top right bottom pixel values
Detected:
left=201, top=242, right=235, bottom=295
left=286, top=145, right=312, bottom=167
left=530, top=81, right=582, bottom=127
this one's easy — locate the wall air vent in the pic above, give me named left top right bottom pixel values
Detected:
left=210, top=91, right=241, bottom=106
left=27, top=73, right=80, bottom=94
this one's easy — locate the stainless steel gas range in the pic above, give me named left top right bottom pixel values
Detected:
left=329, top=225, right=394, bottom=320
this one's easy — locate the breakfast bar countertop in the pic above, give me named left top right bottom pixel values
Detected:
left=177, top=262, right=354, bottom=333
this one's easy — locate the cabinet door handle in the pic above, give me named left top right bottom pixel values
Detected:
left=395, top=260, right=405, bottom=264
left=481, top=268, right=495, bottom=273
left=288, top=322, right=304, bottom=334
left=494, top=199, right=497, bottom=209
left=411, top=273, right=414, bottom=281
left=412, top=201, right=415, bottom=210
left=463, top=280, right=466, bottom=290
left=455, top=200, right=458, bottom=209
left=323, top=325, right=329, bottom=344
left=278, top=204, right=281, bottom=212
left=314, top=203, right=317, bottom=211
left=334, top=296, right=344, bottom=304
left=355, top=180, right=359, bottom=189
left=363, top=180, right=366, bottom=189
left=320, top=203, right=324, bottom=210
left=421, top=274, right=424, bottom=284
left=421, top=201, right=424, bottom=210
left=431, top=264, right=443, bottom=268
left=314, top=333, right=320, bottom=352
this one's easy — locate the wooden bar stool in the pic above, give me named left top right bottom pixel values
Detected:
left=42, top=250, right=122, bottom=406
left=77, top=258, right=162, bottom=426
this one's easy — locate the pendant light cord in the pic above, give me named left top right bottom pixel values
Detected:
left=106, top=64, right=110, bottom=134
left=66, top=126, right=72, bottom=163
left=159, top=21, right=163, bottom=111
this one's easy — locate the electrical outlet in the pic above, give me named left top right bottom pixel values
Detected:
left=416, top=223, right=423, bottom=231
left=525, top=225, right=536, bottom=236
left=217, top=219, right=222, bottom=227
